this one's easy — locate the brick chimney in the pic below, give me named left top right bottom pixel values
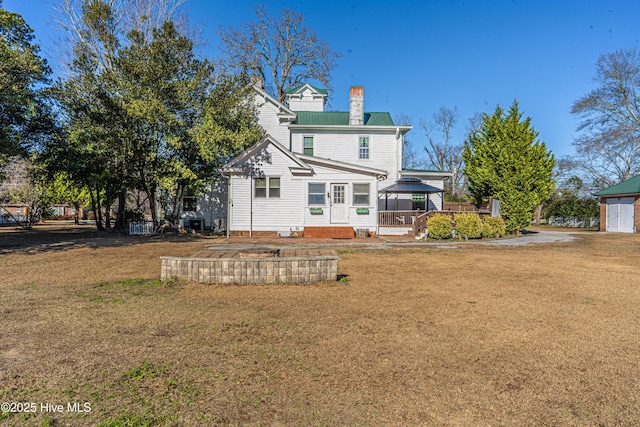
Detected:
left=349, top=86, right=364, bottom=125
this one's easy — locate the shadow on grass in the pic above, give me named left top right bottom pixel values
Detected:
left=337, top=274, right=350, bottom=284
left=0, top=223, right=212, bottom=255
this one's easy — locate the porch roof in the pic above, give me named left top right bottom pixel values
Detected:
left=379, top=177, right=442, bottom=194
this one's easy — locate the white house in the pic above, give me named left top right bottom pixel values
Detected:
left=217, top=82, right=451, bottom=238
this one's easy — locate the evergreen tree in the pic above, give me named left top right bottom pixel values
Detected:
left=463, top=101, right=555, bottom=232
left=0, top=2, right=55, bottom=165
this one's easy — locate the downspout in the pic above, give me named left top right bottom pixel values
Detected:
left=250, top=177, right=253, bottom=237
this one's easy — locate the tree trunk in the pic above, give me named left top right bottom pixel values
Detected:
left=90, top=186, right=104, bottom=231
left=73, top=202, right=80, bottom=225
left=115, top=190, right=126, bottom=230
left=148, top=184, right=158, bottom=228
left=171, top=184, right=184, bottom=229
left=534, top=204, right=543, bottom=226
left=104, top=183, right=112, bottom=230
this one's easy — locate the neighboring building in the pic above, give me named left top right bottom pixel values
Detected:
left=594, top=175, right=640, bottom=233
left=0, top=157, right=30, bottom=200
left=219, top=82, right=451, bottom=237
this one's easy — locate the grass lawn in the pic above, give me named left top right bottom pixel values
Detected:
left=1, top=225, right=639, bottom=426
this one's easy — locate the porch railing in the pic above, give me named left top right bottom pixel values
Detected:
left=378, top=210, right=425, bottom=227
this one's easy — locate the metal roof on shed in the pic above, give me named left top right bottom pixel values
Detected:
left=594, top=174, right=640, bottom=196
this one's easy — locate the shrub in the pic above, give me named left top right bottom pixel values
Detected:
left=455, top=213, right=483, bottom=240
left=482, top=216, right=506, bottom=238
left=427, top=213, right=452, bottom=239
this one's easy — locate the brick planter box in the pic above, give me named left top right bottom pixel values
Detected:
left=161, top=249, right=338, bottom=284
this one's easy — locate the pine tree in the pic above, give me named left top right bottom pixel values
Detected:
left=463, top=101, right=555, bottom=233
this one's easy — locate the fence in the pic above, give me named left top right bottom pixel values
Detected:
left=547, top=216, right=599, bottom=228
left=128, top=221, right=155, bottom=235
left=0, top=214, right=27, bottom=225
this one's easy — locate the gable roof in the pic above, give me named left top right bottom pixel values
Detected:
left=223, top=135, right=311, bottom=173
left=284, top=84, right=328, bottom=95
left=594, top=174, right=640, bottom=196
left=295, top=111, right=394, bottom=126
left=297, top=154, right=387, bottom=178
left=250, top=83, right=296, bottom=119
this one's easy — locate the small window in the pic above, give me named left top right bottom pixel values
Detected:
left=269, top=177, right=280, bottom=198
left=359, top=137, right=370, bottom=159
left=303, top=136, right=314, bottom=156
left=308, top=183, right=325, bottom=205
left=15, top=207, right=21, bottom=214
left=353, top=183, right=370, bottom=205
left=254, top=177, right=280, bottom=198
left=254, top=178, right=267, bottom=198
left=183, top=196, right=197, bottom=212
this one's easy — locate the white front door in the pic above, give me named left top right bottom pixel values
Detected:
left=607, top=197, right=635, bottom=232
left=330, top=184, right=348, bottom=223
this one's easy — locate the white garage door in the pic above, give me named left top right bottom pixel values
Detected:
left=606, top=197, right=635, bottom=233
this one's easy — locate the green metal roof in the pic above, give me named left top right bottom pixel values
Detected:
left=295, top=111, right=395, bottom=126
left=594, top=174, right=640, bottom=196
left=284, top=84, right=328, bottom=95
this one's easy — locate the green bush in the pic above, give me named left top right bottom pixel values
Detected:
left=482, top=216, right=506, bottom=238
left=455, top=213, right=483, bottom=240
left=427, top=213, right=452, bottom=239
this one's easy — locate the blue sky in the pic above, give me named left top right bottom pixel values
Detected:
left=5, top=0, right=640, bottom=160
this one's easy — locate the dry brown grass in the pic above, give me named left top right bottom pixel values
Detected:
left=1, top=225, right=640, bottom=426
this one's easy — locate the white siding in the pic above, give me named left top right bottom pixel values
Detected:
left=228, top=144, right=304, bottom=234
left=254, top=93, right=290, bottom=147
left=287, top=88, right=325, bottom=111
left=290, top=129, right=400, bottom=188
left=301, top=163, right=378, bottom=232
left=228, top=146, right=379, bottom=234
left=182, top=179, right=227, bottom=229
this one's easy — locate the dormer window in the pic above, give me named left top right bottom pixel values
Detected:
left=359, top=137, right=370, bottom=159
left=284, top=84, right=328, bottom=112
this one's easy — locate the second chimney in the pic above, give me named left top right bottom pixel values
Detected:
left=349, top=86, right=364, bottom=125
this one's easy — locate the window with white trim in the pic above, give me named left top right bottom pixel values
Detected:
left=303, top=136, right=314, bottom=156
left=359, top=136, right=370, bottom=159
left=353, top=183, right=370, bottom=205
left=254, top=177, right=280, bottom=198
left=308, top=183, right=325, bottom=205
left=269, top=177, right=280, bottom=198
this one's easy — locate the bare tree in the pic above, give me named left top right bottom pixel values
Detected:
left=218, top=4, right=341, bottom=103
left=394, top=113, right=424, bottom=169
left=421, top=106, right=464, bottom=196
left=51, top=0, right=190, bottom=74
left=571, top=48, right=640, bottom=190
